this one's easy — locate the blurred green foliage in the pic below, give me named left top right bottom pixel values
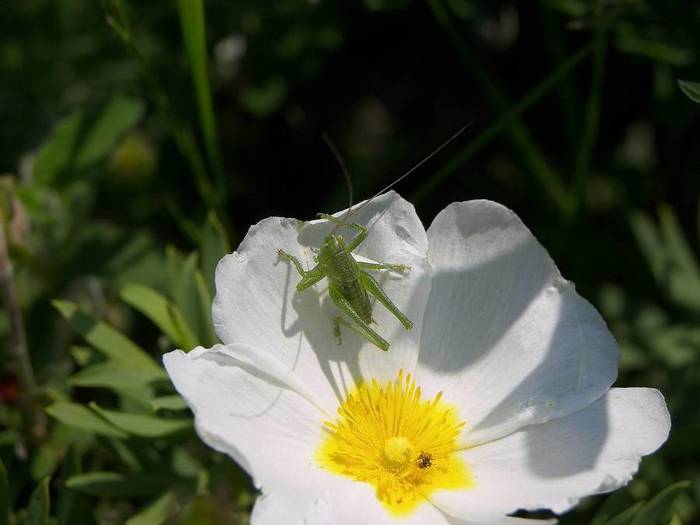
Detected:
left=1, top=0, right=699, bottom=523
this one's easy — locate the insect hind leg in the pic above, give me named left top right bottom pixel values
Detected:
left=328, top=283, right=389, bottom=351
left=357, top=261, right=410, bottom=274
left=360, top=271, right=414, bottom=330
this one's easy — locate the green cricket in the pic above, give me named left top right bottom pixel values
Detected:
left=277, top=124, right=469, bottom=351
left=277, top=214, right=413, bottom=352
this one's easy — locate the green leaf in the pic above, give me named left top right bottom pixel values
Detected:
left=104, top=232, right=166, bottom=289
left=151, top=395, right=188, bottom=412
left=175, top=498, right=219, bottom=525
left=125, top=491, right=179, bottom=525
left=630, top=210, right=665, bottom=281
left=52, top=300, right=164, bottom=378
left=69, top=360, right=161, bottom=389
left=678, top=80, right=700, bottom=103
left=90, top=403, right=191, bottom=437
left=56, top=447, right=81, bottom=525
left=24, top=478, right=50, bottom=525
left=166, top=247, right=198, bottom=332
left=605, top=502, right=644, bottom=525
left=120, top=283, right=197, bottom=350
left=592, top=490, right=637, bottom=525
left=34, top=96, right=145, bottom=186
left=616, top=27, right=693, bottom=66
left=176, top=0, right=222, bottom=180
left=200, top=212, right=231, bottom=295
left=68, top=360, right=159, bottom=405
left=648, top=326, right=700, bottom=368
left=630, top=481, right=691, bottom=525
left=46, top=402, right=127, bottom=438
left=107, top=438, right=143, bottom=472
left=194, top=269, right=217, bottom=347
left=165, top=248, right=216, bottom=346
left=659, top=204, right=700, bottom=279
left=668, top=515, right=683, bottom=525
left=65, top=472, right=167, bottom=498
left=30, top=443, right=61, bottom=482
left=0, top=460, right=8, bottom=525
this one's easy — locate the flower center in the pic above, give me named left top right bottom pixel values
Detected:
left=316, top=370, right=474, bottom=516
left=383, top=436, right=415, bottom=471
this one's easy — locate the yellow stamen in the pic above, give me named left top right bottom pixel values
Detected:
left=316, top=370, right=475, bottom=516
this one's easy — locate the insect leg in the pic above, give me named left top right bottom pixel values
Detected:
left=357, top=261, right=410, bottom=273
left=343, top=222, right=367, bottom=251
left=360, top=271, right=414, bottom=330
left=328, top=283, right=390, bottom=351
left=318, top=213, right=367, bottom=251
left=277, top=249, right=306, bottom=275
left=278, top=250, right=326, bottom=291
left=295, top=266, right=326, bottom=291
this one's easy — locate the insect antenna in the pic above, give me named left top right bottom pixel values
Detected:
left=338, top=122, right=472, bottom=223
left=322, top=132, right=354, bottom=211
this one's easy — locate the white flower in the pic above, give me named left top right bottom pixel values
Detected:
left=163, top=192, right=670, bottom=524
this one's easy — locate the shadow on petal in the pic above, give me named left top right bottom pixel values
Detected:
left=417, top=229, right=613, bottom=479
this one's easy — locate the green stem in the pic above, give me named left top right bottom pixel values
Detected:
left=411, top=42, right=593, bottom=206
left=103, top=0, right=221, bottom=215
left=573, top=15, right=609, bottom=205
left=176, top=0, right=225, bottom=189
left=425, top=0, right=575, bottom=214
left=540, top=4, right=580, bottom=160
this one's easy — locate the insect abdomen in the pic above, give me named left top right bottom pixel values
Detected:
left=328, top=251, right=373, bottom=324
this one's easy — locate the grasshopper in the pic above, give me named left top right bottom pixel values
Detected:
left=277, top=124, right=469, bottom=351
left=278, top=213, right=413, bottom=352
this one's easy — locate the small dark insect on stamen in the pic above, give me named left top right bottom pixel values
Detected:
left=417, top=452, right=433, bottom=469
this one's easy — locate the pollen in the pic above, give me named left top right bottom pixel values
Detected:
left=316, top=370, right=475, bottom=516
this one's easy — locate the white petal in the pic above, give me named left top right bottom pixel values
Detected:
left=163, top=345, right=337, bottom=495
left=253, top=484, right=556, bottom=525
left=304, top=481, right=452, bottom=525
left=446, top=518, right=556, bottom=525
left=417, top=201, right=619, bottom=444
left=250, top=481, right=345, bottom=525
left=431, top=388, right=670, bottom=521
left=212, top=191, right=429, bottom=414
left=250, top=489, right=310, bottom=525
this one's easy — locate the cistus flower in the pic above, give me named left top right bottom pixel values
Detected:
left=164, top=192, right=670, bottom=524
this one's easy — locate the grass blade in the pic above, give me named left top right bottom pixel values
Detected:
left=412, top=40, right=592, bottom=207
left=573, top=24, right=608, bottom=200
left=630, top=481, right=690, bottom=525
left=176, top=0, right=224, bottom=186
left=424, top=0, right=578, bottom=214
